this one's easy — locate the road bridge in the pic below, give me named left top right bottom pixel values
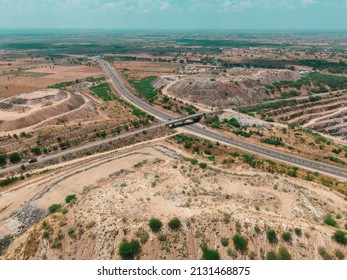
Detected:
left=166, top=113, right=205, bottom=128
left=96, top=58, right=347, bottom=179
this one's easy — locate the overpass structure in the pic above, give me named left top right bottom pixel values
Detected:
left=97, top=58, right=347, bottom=179
left=165, top=113, right=205, bottom=128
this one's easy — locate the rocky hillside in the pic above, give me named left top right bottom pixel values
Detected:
left=167, top=69, right=299, bottom=106
left=2, top=147, right=346, bottom=260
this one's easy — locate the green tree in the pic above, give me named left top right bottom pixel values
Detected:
left=65, top=194, right=76, bottom=203
left=0, top=154, right=6, bottom=166
left=31, top=147, right=41, bottom=156
left=8, top=152, right=21, bottom=164
left=278, top=246, right=292, bottom=260
left=168, top=218, right=181, bottom=230
left=324, top=215, right=338, bottom=227
left=232, top=234, right=248, bottom=252
left=282, top=232, right=292, bottom=243
left=118, top=239, right=141, bottom=260
left=294, top=228, right=302, bottom=237
left=149, top=218, right=162, bottom=233
left=267, top=230, right=278, bottom=244
left=332, top=231, right=347, bottom=245
left=201, top=244, right=220, bottom=260
left=266, top=251, right=279, bottom=260
left=48, top=204, right=62, bottom=213
left=220, top=237, right=229, bottom=247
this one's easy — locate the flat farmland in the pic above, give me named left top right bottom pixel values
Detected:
left=0, top=61, right=103, bottom=97
left=114, top=61, right=179, bottom=80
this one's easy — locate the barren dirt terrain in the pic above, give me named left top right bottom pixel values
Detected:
left=1, top=32, right=347, bottom=261
left=167, top=69, right=300, bottom=106
left=0, top=89, right=96, bottom=133
left=1, top=141, right=346, bottom=260
left=0, top=57, right=103, bottom=97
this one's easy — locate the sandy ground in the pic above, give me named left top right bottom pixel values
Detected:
left=0, top=64, right=103, bottom=96
left=0, top=89, right=95, bottom=135
left=1, top=140, right=347, bottom=260
left=0, top=89, right=62, bottom=120
left=114, top=61, right=179, bottom=73
left=0, top=140, right=175, bottom=238
left=159, top=76, right=213, bottom=111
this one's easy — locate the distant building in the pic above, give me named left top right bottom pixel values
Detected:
left=183, top=66, right=197, bottom=71
left=299, top=70, right=310, bottom=75
left=179, top=65, right=198, bottom=73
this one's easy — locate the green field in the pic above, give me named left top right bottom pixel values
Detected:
left=85, top=76, right=106, bottom=83
left=130, top=76, right=158, bottom=101
left=272, top=73, right=347, bottom=92
left=48, top=81, right=75, bottom=89
left=90, top=82, right=113, bottom=101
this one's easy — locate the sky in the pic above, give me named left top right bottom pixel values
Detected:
left=0, top=0, right=346, bottom=30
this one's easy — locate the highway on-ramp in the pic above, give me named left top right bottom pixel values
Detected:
left=98, top=59, right=347, bottom=180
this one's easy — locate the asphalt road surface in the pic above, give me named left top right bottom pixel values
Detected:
left=2, top=59, right=345, bottom=179
left=98, top=59, right=347, bottom=179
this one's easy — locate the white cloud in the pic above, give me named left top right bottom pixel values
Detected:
left=301, top=0, right=316, bottom=5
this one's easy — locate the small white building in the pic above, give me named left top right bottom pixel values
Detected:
left=299, top=70, right=310, bottom=75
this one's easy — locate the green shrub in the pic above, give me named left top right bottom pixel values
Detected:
left=51, top=239, right=62, bottom=249
left=8, top=152, right=21, bottom=164
left=267, top=230, right=278, bottom=244
left=232, top=234, right=248, bottom=252
left=266, top=251, right=279, bottom=260
left=0, top=176, right=18, bottom=187
left=48, top=204, right=62, bottom=213
left=318, top=247, right=332, bottom=260
left=294, top=228, right=302, bottom=237
left=0, top=154, right=6, bottom=166
left=261, top=138, right=282, bottom=146
left=134, top=160, right=148, bottom=168
left=324, top=215, right=338, bottom=227
left=220, top=237, right=229, bottom=247
left=223, top=212, right=231, bottom=224
left=168, top=218, right=181, bottom=230
left=278, top=246, right=292, bottom=260
left=199, top=163, right=207, bottom=169
left=42, top=231, right=50, bottom=239
left=118, top=239, right=141, bottom=260
left=149, top=218, right=162, bottom=233
left=31, top=147, right=41, bottom=155
left=67, top=227, right=75, bottom=238
left=332, top=231, right=347, bottom=245
left=49, top=81, right=74, bottom=89
left=282, top=232, right=292, bottom=243
left=85, top=76, right=105, bottom=83
left=233, top=130, right=251, bottom=138
left=334, top=249, right=345, bottom=260
left=157, top=233, right=167, bottom=242
left=130, top=76, right=158, bottom=101
left=248, top=251, right=256, bottom=260
left=136, top=229, right=149, bottom=244
left=65, top=194, right=76, bottom=203
left=201, top=244, right=220, bottom=260
left=90, top=82, right=113, bottom=101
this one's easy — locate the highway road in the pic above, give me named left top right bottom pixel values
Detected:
left=0, top=122, right=169, bottom=174
left=0, top=111, right=203, bottom=174
left=98, top=59, right=347, bottom=179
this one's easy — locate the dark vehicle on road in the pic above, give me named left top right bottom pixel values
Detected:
left=28, top=158, right=38, bottom=164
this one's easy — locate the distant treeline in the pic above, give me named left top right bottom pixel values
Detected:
left=222, top=59, right=289, bottom=69
left=177, top=39, right=286, bottom=48
left=299, top=60, right=347, bottom=74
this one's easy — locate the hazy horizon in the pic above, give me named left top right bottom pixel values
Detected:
left=0, top=0, right=346, bottom=30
